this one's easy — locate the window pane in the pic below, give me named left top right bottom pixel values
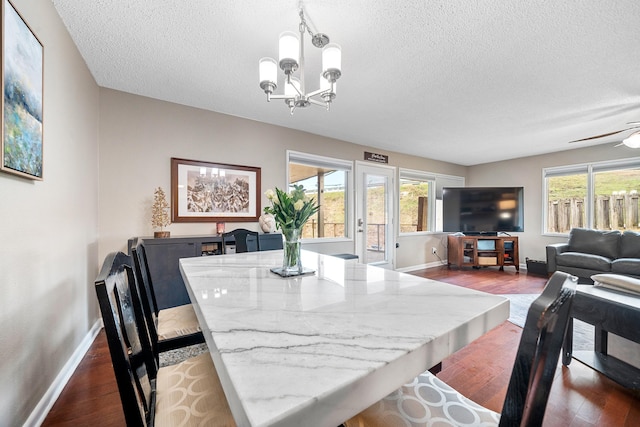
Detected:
left=399, top=178, right=430, bottom=232
left=593, top=168, right=640, bottom=231
left=546, top=173, right=587, bottom=233
left=288, top=162, right=347, bottom=238
left=365, top=174, right=387, bottom=263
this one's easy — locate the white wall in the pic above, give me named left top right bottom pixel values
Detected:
left=466, top=144, right=640, bottom=262
left=97, top=88, right=467, bottom=268
left=0, top=0, right=100, bottom=425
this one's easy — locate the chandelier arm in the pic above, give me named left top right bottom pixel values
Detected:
left=306, top=87, right=331, bottom=98
left=308, top=99, right=328, bottom=108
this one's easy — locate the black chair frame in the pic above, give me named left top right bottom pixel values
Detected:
left=131, top=242, right=204, bottom=353
left=222, top=228, right=260, bottom=253
left=95, top=252, right=157, bottom=426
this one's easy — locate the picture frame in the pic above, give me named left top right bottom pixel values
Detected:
left=171, top=157, right=261, bottom=223
left=1, top=0, right=44, bottom=180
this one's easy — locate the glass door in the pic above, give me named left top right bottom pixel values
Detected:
left=355, top=162, right=395, bottom=268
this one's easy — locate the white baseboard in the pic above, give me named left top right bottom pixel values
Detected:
left=396, top=261, right=447, bottom=273
left=397, top=261, right=527, bottom=273
left=24, top=319, right=103, bottom=427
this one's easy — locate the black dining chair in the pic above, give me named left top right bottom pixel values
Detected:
left=344, top=271, right=576, bottom=427
left=95, top=251, right=236, bottom=426
left=131, top=242, right=204, bottom=353
left=222, top=228, right=260, bottom=253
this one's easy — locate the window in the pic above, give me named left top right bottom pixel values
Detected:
left=399, top=170, right=433, bottom=233
left=398, top=169, right=464, bottom=234
left=287, top=151, right=352, bottom=239
left=545, top=168, right=588, bottom=233
left=544, top=158, right=640, bottom=234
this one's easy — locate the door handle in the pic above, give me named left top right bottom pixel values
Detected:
left=357, top=218, right=364, bottom=232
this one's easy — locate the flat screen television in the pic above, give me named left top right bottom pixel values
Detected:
left=443, top=187, right=524, bottom=234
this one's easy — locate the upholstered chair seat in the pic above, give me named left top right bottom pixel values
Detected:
left=156, top=304, right=202, bottom=341
left=155, top=352, right=236, bottom=426
left=344, top=372, right=499, bottom=427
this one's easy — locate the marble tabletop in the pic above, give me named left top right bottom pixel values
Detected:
left=179, top=250, right=509, bottom=427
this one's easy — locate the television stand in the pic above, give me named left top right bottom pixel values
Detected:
left=463, top=231, right=498, bottom=236
left=447, top=234, right=519, bottom=271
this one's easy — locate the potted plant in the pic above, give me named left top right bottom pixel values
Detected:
left=264, top=185, right=319, bottom=274
left=151, top=187, right=171, bottom=238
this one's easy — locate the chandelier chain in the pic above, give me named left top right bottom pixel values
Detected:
left=298, top=10, right=315, bottom=39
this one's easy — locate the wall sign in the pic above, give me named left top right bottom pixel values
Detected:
left=364, top=151, right=388, bottom=164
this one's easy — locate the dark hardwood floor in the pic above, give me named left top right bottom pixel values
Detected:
left=42, top=266, right=640, bottom=426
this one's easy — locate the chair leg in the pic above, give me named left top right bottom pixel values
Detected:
left=562, top=317, right=573, bottom=366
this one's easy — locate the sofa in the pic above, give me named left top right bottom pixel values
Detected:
left=546, top=228, right=640, bottom=283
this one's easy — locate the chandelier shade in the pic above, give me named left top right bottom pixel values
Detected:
left=258, top=9, right=342, bottom=114
left=258, top=58, right=278, bottom=93
left=322, top=43, right=342, bottom=82
left=278, top=31, right=299, bottom=74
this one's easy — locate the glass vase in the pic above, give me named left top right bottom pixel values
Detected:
left=282, top=227, right=302, bottom=275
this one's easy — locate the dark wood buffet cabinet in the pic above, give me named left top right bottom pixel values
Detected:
left=447, top=234, right=519, bottom=271
left=128, top=233, right=282, bottom=309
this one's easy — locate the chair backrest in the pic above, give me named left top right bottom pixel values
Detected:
left=95, top=252, right=157, bottom=427
left=130, top=243, right=161, bottom=354
left=258, top=233, right=284, bottom=251
left=222, top=228, right=260, bottom=253
left=499, top=271, right=576, bottom=427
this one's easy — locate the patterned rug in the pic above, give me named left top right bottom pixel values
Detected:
left=501, top=293, right=593, bottom=351
left=159, top=343, right=208, bottom=367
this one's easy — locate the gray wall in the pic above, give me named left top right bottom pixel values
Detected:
left=97, top=88, right=467, bottom=268
left=0, top=0, right=100, bottom=425
left=467, top=145, right=640, bottom=262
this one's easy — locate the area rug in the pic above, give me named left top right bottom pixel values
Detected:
left=501, top=293, right=593, bottom=351
left=159, top=343, right=208, bottom=367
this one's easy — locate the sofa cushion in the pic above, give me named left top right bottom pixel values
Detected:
left=592, top=273, right=640, bottom=295
left=556, top=252, right=612, bottom=272
left=620, top=231, right=640, bottom=258
left=611, top=258, right=640, bottom=277
left=568, top=228, right=620, bottom=259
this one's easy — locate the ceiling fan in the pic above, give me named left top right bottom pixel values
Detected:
left=569, top=121, right=640, bottom=148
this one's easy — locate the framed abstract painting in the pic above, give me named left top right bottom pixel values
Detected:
left=171, top=157, right=261, bottom=222
left=1, top=0, right=43, bottom=180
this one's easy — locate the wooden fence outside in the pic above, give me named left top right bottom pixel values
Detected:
left=548, top=193, right=640, bottom=233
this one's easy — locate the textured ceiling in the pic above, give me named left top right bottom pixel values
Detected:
left=52, top=0, right=640, bottom=165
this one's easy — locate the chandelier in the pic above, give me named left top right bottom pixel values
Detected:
left=259, top=10, right=341, bottom=114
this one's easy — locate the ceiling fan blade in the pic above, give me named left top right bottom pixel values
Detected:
left=569, top=126, right=640, bottom=143
left=627, top=121, right=640, bottom=125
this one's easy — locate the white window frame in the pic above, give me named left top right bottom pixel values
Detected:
left=286, top=150, right=353, bottom=242
left=542, top=157, right=640, bottom=236
left=398, top=168, right=464, bottom=235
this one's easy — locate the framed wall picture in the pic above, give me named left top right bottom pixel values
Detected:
left=1, top=0, right=44, bottom=180
left=171, top=158, right=261, bottom=223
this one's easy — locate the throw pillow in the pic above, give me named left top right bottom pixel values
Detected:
left=591, top=273, right=640, bottom=295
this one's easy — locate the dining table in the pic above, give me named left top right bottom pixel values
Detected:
left=179, top=249, right=509, bottom=427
